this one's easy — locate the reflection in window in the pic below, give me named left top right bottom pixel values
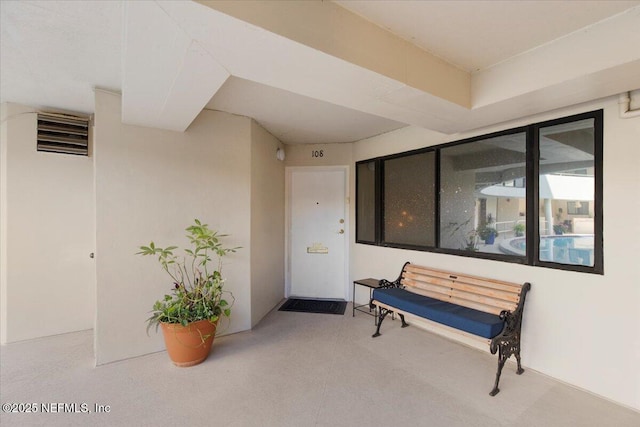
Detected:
left=567, top=201, right=589, bottom=215
left=439, top=132, right=527, bottom=255
left=356, top=161, right=376, bottom=243
left=538, top=119, right=595, bottom=266
left=383, top=152, right=435, bottom=247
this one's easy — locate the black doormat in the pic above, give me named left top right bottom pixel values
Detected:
left=279, top=298, right=347, bottom=315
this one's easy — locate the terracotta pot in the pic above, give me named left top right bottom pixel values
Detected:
left=160, top=319, right=218, bottom=367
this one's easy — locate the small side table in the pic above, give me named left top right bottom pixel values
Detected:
left=353, top=278, right=381, bottom=325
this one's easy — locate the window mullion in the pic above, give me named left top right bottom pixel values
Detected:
left=376, top=159, right=383, bottom=245
left=593, top=110, right=604, bottom=273
left=529, top=126, right=539, bottom=266
left=435, top=149, right=441, bottom=248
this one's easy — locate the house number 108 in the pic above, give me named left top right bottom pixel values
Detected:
left=311, top=150, right=324, bottom=158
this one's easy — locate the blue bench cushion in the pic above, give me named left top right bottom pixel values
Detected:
left=372, top=287, right=505, bottom=339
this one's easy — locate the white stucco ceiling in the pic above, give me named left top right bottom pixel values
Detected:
left=1, top=1, right=639, bottom=144
left=0, top=0, right=121, bottom=114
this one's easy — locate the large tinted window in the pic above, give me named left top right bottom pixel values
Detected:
left=383, top=152, right=436, bottom=247
left=439, top=132, right=527, bottom=255
left=355, top=110, right=603, bottom=274
left=538, top=119, right=596, bottom=267
left=356, top=160, right=376, bottom=243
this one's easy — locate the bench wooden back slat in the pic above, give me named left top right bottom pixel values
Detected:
left=401, top=264, right=523, bottom=316
left=403, top=272, right=520, bottom=303
left=406, top=264, right=521, bottom=292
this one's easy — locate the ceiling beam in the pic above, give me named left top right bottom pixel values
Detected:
left=196, top=0, right=471, bottom=109
left=122, top=1, right=229, bottom=131
left=121, top=1, right=640, bottom=136
left=472, top=6, right=640, bottom=108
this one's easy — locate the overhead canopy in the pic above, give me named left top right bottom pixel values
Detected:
left=480, top=174, right=594, bottom=200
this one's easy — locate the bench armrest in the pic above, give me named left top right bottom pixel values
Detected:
left=490, top=311, right=518, bottom=354
left=370, top=262, right=411, bottom=309
left=378, top=261, right=410, bottom=289
left=490, top=282, right=531, bottom=354
left=378, top=278, right=401, bottom=288
left=370, top=278, right=401, bottom=309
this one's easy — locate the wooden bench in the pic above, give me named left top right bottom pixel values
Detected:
left=370, top=262, right=531, bottom=396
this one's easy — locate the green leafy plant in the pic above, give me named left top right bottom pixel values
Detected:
left=553, top=223, right=569, bottom=235
left=477, top=225, right=498, bottom=240
left=137, top=219, right=239, bottom=334
left=513, top=223, right=525, bottom=237
left=463, top=230, right=479, bottom=251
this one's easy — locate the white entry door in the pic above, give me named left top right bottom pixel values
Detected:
left=288, top=167, right=347, bottom=300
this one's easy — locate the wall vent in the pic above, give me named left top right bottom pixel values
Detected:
left=37, top=113, right=89, bottom=156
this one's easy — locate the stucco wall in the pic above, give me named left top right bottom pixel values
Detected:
left=93, top=90, right=252, bottom=365
left=250, top=120, right=286, bottom=326
left=0, top=103, right=95, bottom=344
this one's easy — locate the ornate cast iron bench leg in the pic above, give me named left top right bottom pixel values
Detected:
left=372, top=308, right=390, bottom=338
left=490, top=348, right=508, bottom=396
left=490, top=334, right=525, bottom=395
left=372, top=309, right=408, bottom=338
left=515, top=346, right=524, bottom=375
left=399, top=313, right=409, bottom=328
left=489, top=331, right=524, bottom=395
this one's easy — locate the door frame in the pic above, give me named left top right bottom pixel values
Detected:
left=285, top=166, right=350, bottom=300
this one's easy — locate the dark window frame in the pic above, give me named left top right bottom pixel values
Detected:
left=532, top=110, right=604, bottom=274
left=380, top=149, right=437, bottom=249
left=436, top=126, right=529, bottom=264
left=355, top=159, right=379, bottom=244
left=355, top=109, right=604, bottom=274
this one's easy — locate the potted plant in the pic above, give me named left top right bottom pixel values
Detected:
left=553, top=223, right=568, bottom=235
left=513, top=223, right=525, bottom=237
left=478, top=225, right=499, bottom=245
left=137, top=219, right=239, bottom=367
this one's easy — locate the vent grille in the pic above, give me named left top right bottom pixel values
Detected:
left=37, top=113, right=89, bottom=156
